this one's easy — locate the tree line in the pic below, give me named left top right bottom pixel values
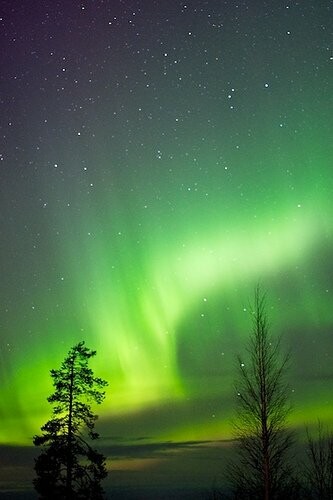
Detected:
left=32, top=287, right=333, bottom=499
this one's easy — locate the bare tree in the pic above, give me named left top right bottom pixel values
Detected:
left=228, top=286, right=295, bottom=500
left=305, top=421, right=333, bottom=499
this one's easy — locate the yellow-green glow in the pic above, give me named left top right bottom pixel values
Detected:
left=1, top=199, right=332, bottom=446
left=0, top=1, right=332, bottom=461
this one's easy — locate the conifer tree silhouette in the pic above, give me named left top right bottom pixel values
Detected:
left=33, top=341, right=108, bottom=499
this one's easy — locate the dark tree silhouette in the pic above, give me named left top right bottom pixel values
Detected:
left=33, top=341, right=108, bottom=499
left=305, top=421, right=333, bottom=499
left=228, top=286, right=294, bottom=500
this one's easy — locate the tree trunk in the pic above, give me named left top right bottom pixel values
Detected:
left=66, top=356, right=75, bottom=499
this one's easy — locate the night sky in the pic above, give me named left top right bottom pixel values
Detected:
left=0, top=0, right=332, bottom=496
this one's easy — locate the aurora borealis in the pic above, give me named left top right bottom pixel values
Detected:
left=0, top=0, right=332, bottom=496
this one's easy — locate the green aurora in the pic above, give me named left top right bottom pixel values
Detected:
left=0, top=3, right=332, bottom=491
left=1, top=133, right=332, bottom=445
